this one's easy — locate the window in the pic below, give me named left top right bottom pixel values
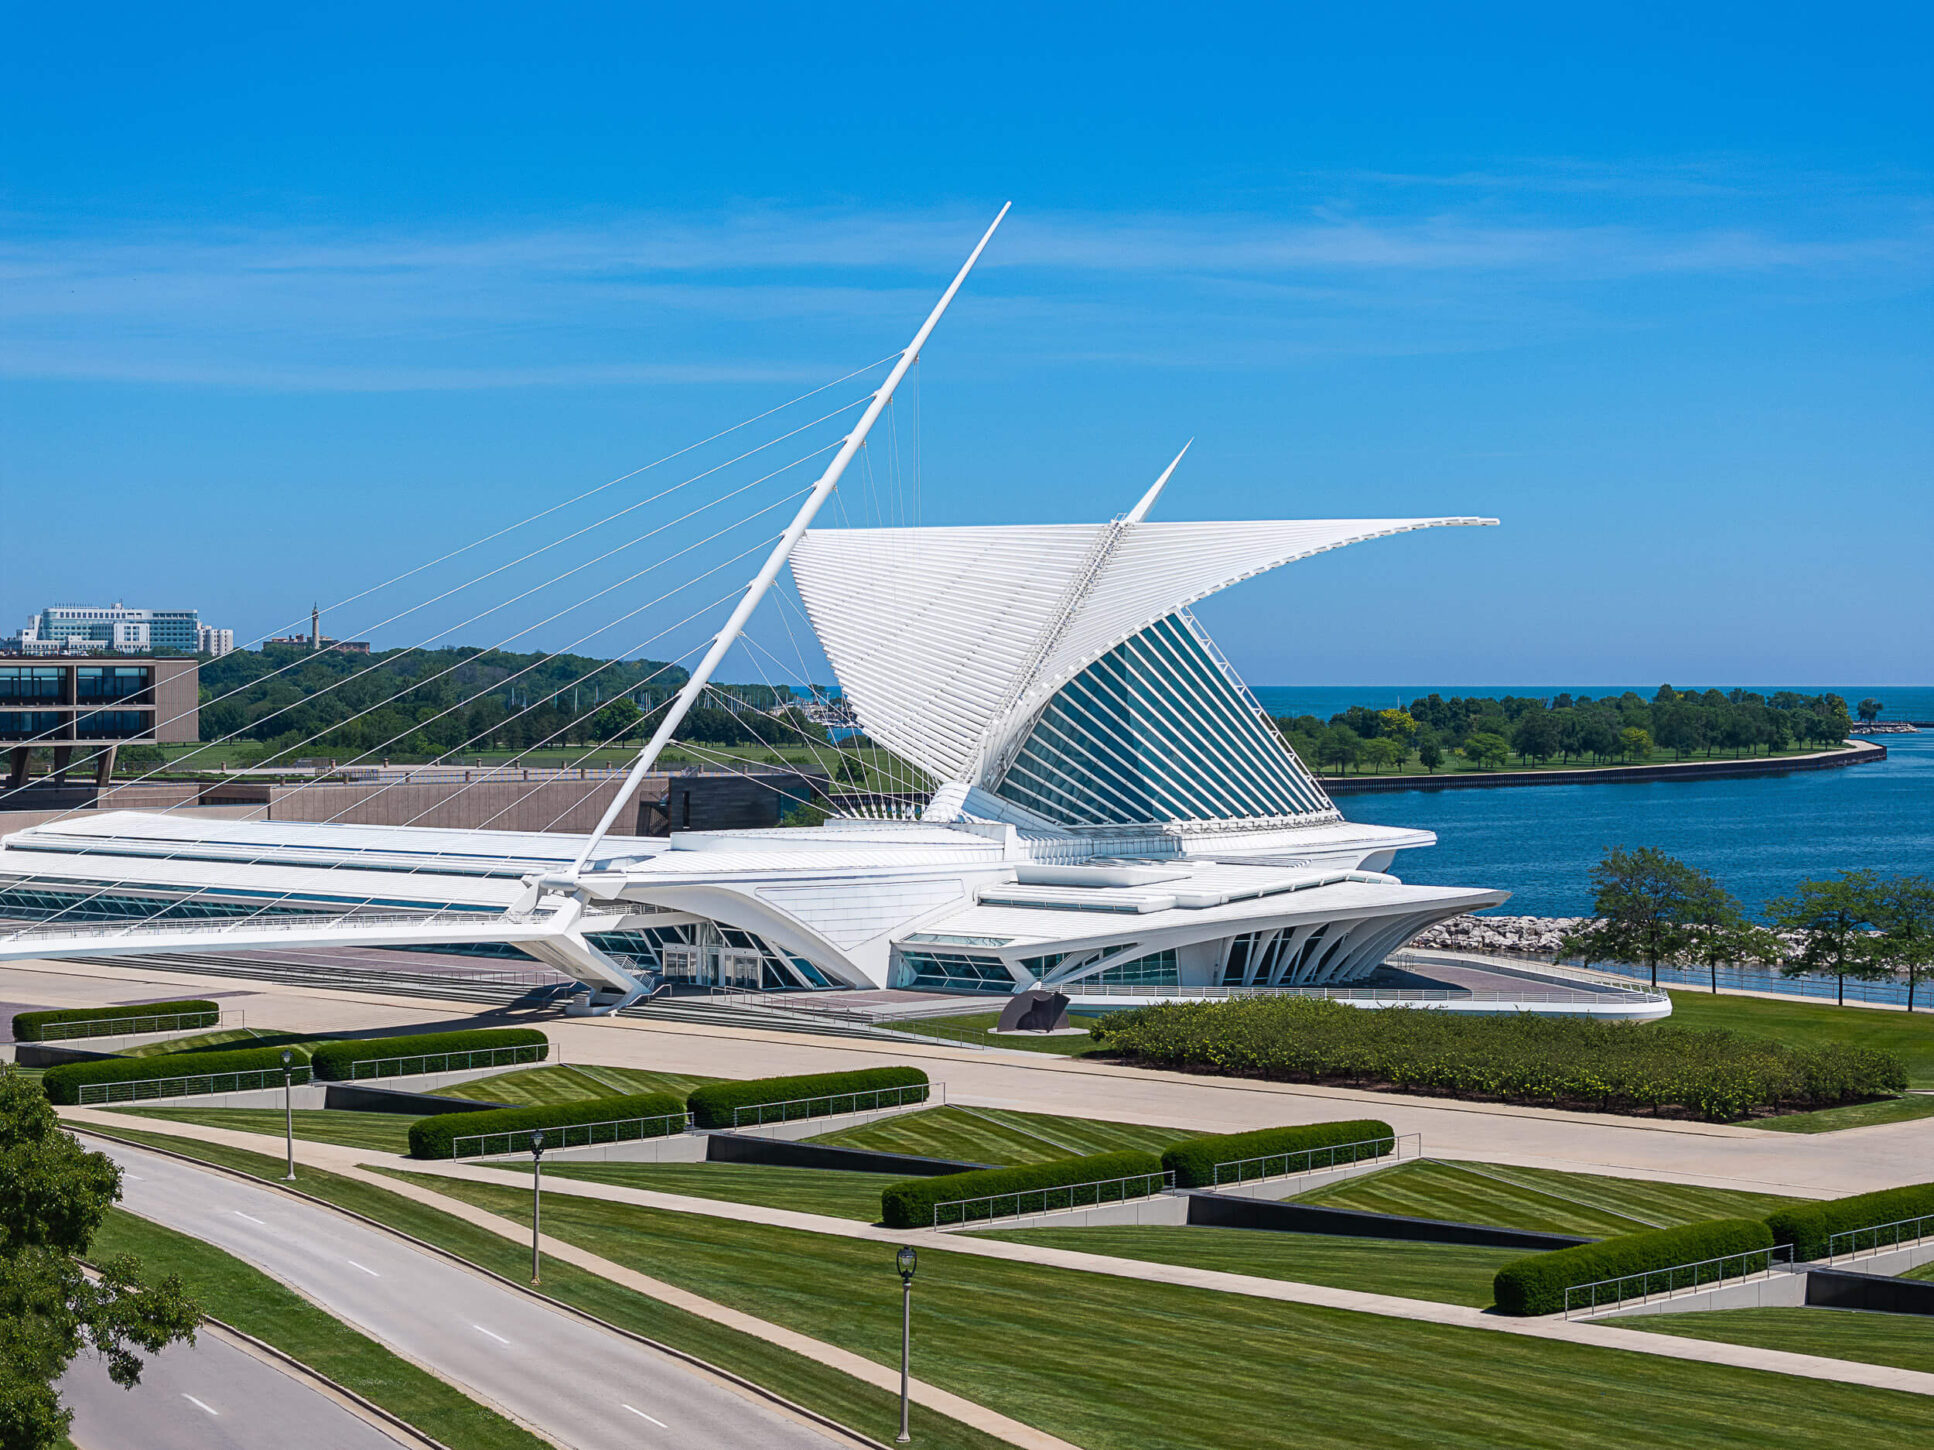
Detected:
left=892, top=950, right=1016, bottom=993
left=1078, top=949, right=1178, bottom=988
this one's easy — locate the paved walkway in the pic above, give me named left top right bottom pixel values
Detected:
left=18, top=957, right=1933, bottom=1199
left=67, top=1109, right=1934, bottom=1404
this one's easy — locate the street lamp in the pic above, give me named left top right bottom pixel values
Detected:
left=280, top=1049, right=296, bottom=1181
left=529, top=1129, right=546, bottom=1286
left=894, top=1246, right=917, bottom=1444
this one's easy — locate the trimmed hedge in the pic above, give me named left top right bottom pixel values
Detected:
left=1093, top=997, right=1906, bottom=1121
left=40, top=1045, right=304, bottom=1105
left=1161, top=1119, right=1395, bottom=1189
left=408, top=1091, right=687, bottom=1159
left=1766, top=1181, right=1934, bottom=1261
left=308, top=1027, right=549, bottom=1081
left=686, top=1066, right=928, bottom=1130
left=1493, top=1218, right=1774, bottom=1316
left=13, top=999, right=219, bottom=1042
left=880, top=1149, right=1164, bottom=1230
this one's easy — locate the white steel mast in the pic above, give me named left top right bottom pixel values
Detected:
left=566, top=202, right=1012, bottom=874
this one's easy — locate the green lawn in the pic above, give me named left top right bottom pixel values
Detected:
left=981, top=1225, right=1516, bottom=1307
left=1661, top=991, right=1934, bottom=1088
left=492, top=1159, right=900, bottom=1220
left=388, top=1167, right=1934, bottom=1450
left=880, top=1012, right=1110, bottom=1055
left=435, top=1062, right=719, bottom=1105
left=103, top=1106, right=418, bottom=1153
left=1747, top=1095, right=1934, bottom=1133
left=117, top=1027, right=266, bottom=1057
left=90, top=1207, right=547, bottom=1450
left=77, top=1125, right=1007, bottom=1450
left=1906, top=1261, right=1934, bottom=1284
left=1295, top=1160, right=1800, bottom=1237
left=1629, top=1307, right=1934, bottom=1376
left=809, top=1104, right=1197, bottom=1166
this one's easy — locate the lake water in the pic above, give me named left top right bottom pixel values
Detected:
left=1255, top=688, right=1934, bottom=916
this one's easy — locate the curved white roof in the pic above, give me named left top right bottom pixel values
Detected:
left=791, top=515, right=1495, bottom=784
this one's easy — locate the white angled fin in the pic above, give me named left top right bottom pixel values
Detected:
left=1126, top=440, right=1191, bottom=524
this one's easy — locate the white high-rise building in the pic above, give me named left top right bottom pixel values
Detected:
left=5, top=604, right=229, bottom=656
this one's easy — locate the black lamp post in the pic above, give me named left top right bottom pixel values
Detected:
left=529, top=1129, right=546, bottom=1285
left=280, top=1049, right=296, bottom=1181
left=895, top=1245, right=917, bottom=1443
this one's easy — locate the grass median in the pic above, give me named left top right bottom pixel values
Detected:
left=74, top=1124, right=1009, bottom=1450
left=89, top=1206, right=548, bottom=1450
left=380, top=1166, right=1934, bottom=1450
left=104, top=1106, right=418, bottom=1153
left=1663, top=990, right=1934, bottom=1088
left=809, top=1104, right=1196, bottom=1166
left=1628, top=1306, right=1934, bottom=1376
left=431, top=1063, right=719, bottom=1106
left=490, top=1159, right=900, bottom=1220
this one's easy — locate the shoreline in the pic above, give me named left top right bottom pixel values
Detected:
left=1321, top=738, right=1886, bottom=795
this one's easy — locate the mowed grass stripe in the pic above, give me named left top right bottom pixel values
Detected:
left=494, top=1160, right=899, bottom=1221
left=1295, top=1161, right=1798, bottom=1238
left=105, top=1106, right=418, bottom=1154
left=385, top=1168, right=1934, bottom=1450
left=1629, top=1307, right=1934, bottom=1376
left=435, top=1063, right=718, bottom=1107
left=1663, top=990, right=1934, bottom=1089
left=809, top=1105, right=1194, bottom=1166
left=980, top=1225, right=1516, bottom=1307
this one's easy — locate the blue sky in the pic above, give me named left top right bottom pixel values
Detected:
left=3, top=4, right=1929, bottom=687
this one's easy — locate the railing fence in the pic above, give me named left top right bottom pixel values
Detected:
left=37, top=1007, right=227, bottom=1041
left=77, top=1063, right=312, bottom=1105
left=934, top=1169, right=1176, bottom=1230
left=1828, top=1213, right=1934, bottom=1265
left=1210, top=1133, right=1418, bottom=1189
left=345, top=1042, right=547, bottom=1080
left=730, top=1081, right=940, bottom=1129
left=453, top=1111, right=693, bottom=1160
left=1563, top=1244, right=1793, bottom=1319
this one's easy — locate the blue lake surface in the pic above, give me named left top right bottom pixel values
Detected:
left=1314, top=725, right=1934, bottom=917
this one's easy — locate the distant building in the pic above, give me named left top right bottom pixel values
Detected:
left=6, top=604, right=230, bottom=657
left=2, top=657, right=199, bottom=789
left=265, top=605, right=367, bottom=654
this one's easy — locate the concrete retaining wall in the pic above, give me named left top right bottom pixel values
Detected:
left=1806, top=1268, right=1934, bottom=1315
left=1183, top=1193, right=1592, bottom=1250
left=1592, top=1270, right=1809, bottom=1319
left=705, top=1132, right=985, bottom=1176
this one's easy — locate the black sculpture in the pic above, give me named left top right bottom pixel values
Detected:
left=996, top=988, right=1071, bottom=1033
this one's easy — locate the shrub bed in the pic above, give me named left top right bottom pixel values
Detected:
left=880, top=1149, right=1165, bottom=1229
left=308, top=1027, right=549, bottom=1081
left=1161, top=1119, right=1395, bottom=1188
left=686, top=1066, right=928, bottom=1130
left=1493, top=1218, right=1775, bottom=1316
left=41, top=1045, right=304, bottom=1104
left=408, top=1091, right=687, bottom=1159
left=13, top=999, right=219, bottom=1042
left=1766, top=1181, right=1934, bottom=1261
left=1093, top=997, right=1905, bottom=1121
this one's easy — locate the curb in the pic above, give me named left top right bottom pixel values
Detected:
left=75, top=1125, right=895, bottom=1450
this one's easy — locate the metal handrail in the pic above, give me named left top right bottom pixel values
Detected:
left=2, top=907, right=533, bottom=944
left=345, top=1042, right=546, bottom=1081
left=1210, top=1132, right=1418, bottom=1189
left=1562, top=1244, right=1793, bottom=1318
left=933, top=1170, right=1175, bottom=1230
left=77, top=1063, right=311, bottom=1105
left=32, top=1007, right=226, bottom=1041
left=1828, top=1213, right=1934, bottom=1265
left=730, top=1081, right=939, bottom=1129
left=453, top=1111, right=693, bottom=1159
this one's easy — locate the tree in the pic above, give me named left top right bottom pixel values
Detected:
left=1417, top=732, right=1445, bottom=774
left=1868, top=874, right=1934, bottom=1012
left=0, top=1067, right=200, bottom=1448
left=1316, top=724, right=1360, bottom=775
left=1768, top=870, right=1884, bottom=1007
left=1618, top=726, right=1653, bottom=762
left=590, top=697, right=643, bottom=745
left=1359, top=737, right=1402, bottom=774
left=1857, top=697, right=1884, bottom=723
left=1510, top=710, right=1560, bottom=765
left=1681, top=871, right=1783, bottom=995
left=1376, top=710, right=1418, bottom=751
left=1462, top=732, right=1511, bottom=770
left=1561, top=846, right=1702, bottom=990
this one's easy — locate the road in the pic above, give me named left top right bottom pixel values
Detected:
left=99, top=1140, right=850, bottom=1450
left=61, top=1329, right=410, bottom=1450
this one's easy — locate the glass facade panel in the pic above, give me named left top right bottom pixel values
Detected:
left=75, top=710, right=150, bottom=738
left=0, top=712, right=64, bottom=739
left=0, top=668, right=63, bottom=702
left=75, top=667, right=150, bottom=702
left=1078, top=949, right=1178, bottom=988
left=994, top=613, right=1332, bottom=827
left=891, top=949, right=1016, bottom=992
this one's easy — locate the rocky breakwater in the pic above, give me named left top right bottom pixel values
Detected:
left=1408, top=914, right=1587, bottom=958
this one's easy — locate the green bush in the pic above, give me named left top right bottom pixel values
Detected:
left=1161, top=1119, right=1394, bottom=1189
left=686, top=1066, right=928, bottom=1130
left=308, top=1027, right=548, bottom=1081
left=1766, top=1181, right=1934, bottom=1261
left=1493, top=1218, right=1774, bottom=1316
left=408, top=1091, right=687, bottom=1159
left=1092, top=997, right=1906, bottom=1121
left=13, top=999, right=219, bottom=1042
left=40, top=1045, right=305, bottom=1105
left=880, top=1149, right=1164, bottom=1230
